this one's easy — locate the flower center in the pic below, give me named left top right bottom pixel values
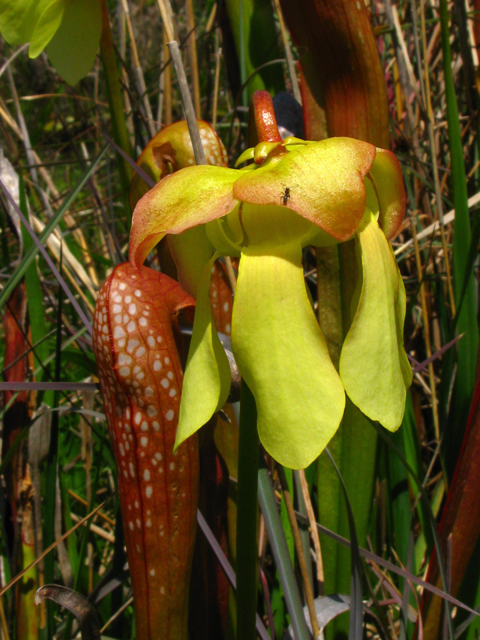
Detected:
left=240, top=203, right=322, bottom=248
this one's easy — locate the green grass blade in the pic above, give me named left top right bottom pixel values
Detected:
left=235, top=382, right=259, bottom=640
left=0, top=143, right=108, bottom=313
left=438, top=0, right=479, bottom=472
left=373, top=422, right=455, bottom=640
left=19, top=174, right=50, bottom=392
left=325, top=447, right=364, bottom=640
left=258, top=457, right=311, bottom=640
left=402, top=393, right=434, bottom=555
left=280, top=467, right=295, bottom=564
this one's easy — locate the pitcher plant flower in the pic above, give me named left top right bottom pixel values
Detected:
left=129, top=94, right=412, bottom=470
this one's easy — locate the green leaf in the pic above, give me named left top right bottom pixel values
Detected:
left=223, top=0, right=285, bottom=104
left=19, top=175, right=50, bottom=390
left=46, top=0, right=102, bottom=85
left=317, top=402, right=377, bottom=638
left=334, top=401, right=377, bottom=596
left=0, top=0, right=51, bottom=46
left=340, top=211, right=412, bottom=430
left=0, top=143, right=108, bottom=313
left=62, top=347, right=97, bottom=376
left=175, top=254, right=231, bottom=449
left=29, top=0, right=66, bottom=58
left=439, top=0, right=479, bottom=476
left=232, top=241, right=345, bottom=469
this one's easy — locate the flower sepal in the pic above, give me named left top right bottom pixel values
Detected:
left=340, top=209, right=412, bottom=431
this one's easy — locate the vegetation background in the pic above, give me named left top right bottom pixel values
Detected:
left=0, top=0, right=479, bottom=639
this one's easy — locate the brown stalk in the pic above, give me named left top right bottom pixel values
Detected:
left=185, top=0, right=201, bottom=118
left=69, top=514, right=115, bottom=543
left=0, top=496, right=115, bottom=597
left=298, top=469, right=324, bottom=595
left=212, top=42, right=222, bottom=129
left=120, top=0, right=156, bottom=137
left=100, top=596, right=134, bottom=633
left=272, top=0, right=301, bottom=104
left=411, top=214, right=441, bottom=440
left=0, top=596, right=11, bottom=640
left=419, top=0, right=456, bottom=315
left=276, top=464, right=319, bottom=638
left=116, top=3, right=134, bottom=137
left=67, top=489, right=115, bottom=526
left=162, top=33, right=173, bottom=125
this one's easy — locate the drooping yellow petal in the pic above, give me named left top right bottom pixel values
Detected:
left=232, top=241, right=346, bottom=469
left=175, top=255, right=231, bottom=450
left=368, top=148, right=406, bottom=239
left=232, top=137, right=376, bottom=241
left=339, top=211, right=411, bottom=431
left=129, top=166, right=239, bottom=267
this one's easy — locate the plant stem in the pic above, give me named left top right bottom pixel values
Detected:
left=99, top=0, right=133, bottom=222
left=277, top=464, right=320, bottom=638
left=257, top=459, right=311, bottom=640
left=236, top=381, right=259, bottom=640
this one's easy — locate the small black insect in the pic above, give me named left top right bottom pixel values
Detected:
left=282, top=187, right=291, bottom=206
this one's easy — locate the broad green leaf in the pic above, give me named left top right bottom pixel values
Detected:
left=175, top=254, right=231, bottom=449
left=224, top=0, right=285, bottom=104
left=232, top=241, right=345, bottom=469
left=0, top=0, right=51, bottom=46
left=317, top=401, right=377, bottom=633
left=340, top=211, right=412, bottom=430
left=29, top=0, right=65, bottom=58
left=401, top=392, right=433, bottom=561
left=46, top=0, right=102, bottom=86
left=335, top=401, right=377, bottom=595
left=130, top=166, right=238, bottom=267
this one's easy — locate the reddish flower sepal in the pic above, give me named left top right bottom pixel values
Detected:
left=93, top=263, right=198, bottom=640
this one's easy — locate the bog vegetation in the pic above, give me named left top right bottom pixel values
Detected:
left=0, top=1, right=479, bottom=640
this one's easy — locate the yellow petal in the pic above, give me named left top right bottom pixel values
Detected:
left=232, top=137, right=376, bottom=241
left=174, top=254, right=231, bottom=450
left=232, top=242, right=345, bottom=469
left=339, top=211, right=411, bottom=430
left=129, top=166, right=238, bottom=267
left=369, top=148, right=406, bottom=239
